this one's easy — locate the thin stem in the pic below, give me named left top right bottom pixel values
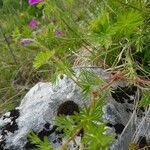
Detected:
left=60, top=17, right=93, bottom=54
left=60, top=127, right=82, bottom=150
left=0, top=26, right=18, bottom=66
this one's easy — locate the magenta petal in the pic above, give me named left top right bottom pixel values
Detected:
left=55, top=31, right=64, bottom=36
left=28, top=0, right=42, bottom=6
left=28, top=19, right=37, bottom=29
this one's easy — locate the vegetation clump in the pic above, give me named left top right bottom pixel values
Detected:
left=0, top=0, right=149, bottom=149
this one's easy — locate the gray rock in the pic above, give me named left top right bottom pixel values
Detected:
left=0, top=68, right=149, bottom=150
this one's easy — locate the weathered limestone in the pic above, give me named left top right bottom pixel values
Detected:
left=0, top=68, right=149, bottom=150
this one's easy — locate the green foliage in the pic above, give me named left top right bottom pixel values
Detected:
left=79, top=70, right=104, bottom=97
left=89, top=0, right=149, bottom=69
left=56, top=99, right=114, bottom=149
left=83, top=123, right=113, bottom=150
left=74, top=98, right=105, bottom=128
left=33, top=51, right=55, bottom=69
left=55, top=115, right=77, bottom=139
left=91, top=9, right=144, bottom=48
left=113, top=11, right=143, bottom=37
left=28, top=132, right=53, bottom=150
left=91, top=10, right=113, bottom=49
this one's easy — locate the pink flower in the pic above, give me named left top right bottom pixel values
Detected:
left=28, top=19, right=37, bottom=29
left=20, top=38, right=34, bottom=46
left=55, top=30, right=64, bottom=36
left=28, top=0, right=42, bottom=6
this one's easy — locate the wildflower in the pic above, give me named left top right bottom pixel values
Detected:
left=55, top=30, right=64, bottom=36
left=28, top=0, right=42, bottom=6
left=28, top=19, right=37, bottom=29
left=20, top=38, right=34, bottom=46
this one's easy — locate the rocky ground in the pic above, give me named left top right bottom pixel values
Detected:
left=0, top=68, right=149, bottom=150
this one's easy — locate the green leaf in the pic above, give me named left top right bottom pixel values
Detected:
left=83, top=123, right=114, bottom=150
left=33, top=50, right=55, bottom=69
left=90, top=10, right=113, bottom=48
left=139, top=92, right=150, bottom=107
left=22, top=26, right=33, bottom=37
left=91, top=10, right=110, bottom=33
left=28, top=132, right=53, bottom=150
left=113, top=11, right=143, bottom=37
left=55, top=115, right=77, bottom=138
left=135, top=35, right=143, bottom=52
left=79, top=70, right=104, bottom=97
left=12, top=27, right=21, bottom=43
left=74, top=99, right=105, bottom=127
left=39, top=136, right=53, bottom=150
left=56, top=60, right=75, bottom=77
left=42, top=0, right=56, bottom=14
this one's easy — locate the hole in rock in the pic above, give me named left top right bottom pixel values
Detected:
left=138, top=136, right=149, bottom=149
left=113, top=123, right=125, bottom=134
left=10, top=109, right=20, bottom=118
left=60, top=74, right=64, bottom=80
left=57, top=101, right=80, bottom=116
left=106, top=123, right=125, bottom=135
left=111, top=85, right=139, bottom=104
